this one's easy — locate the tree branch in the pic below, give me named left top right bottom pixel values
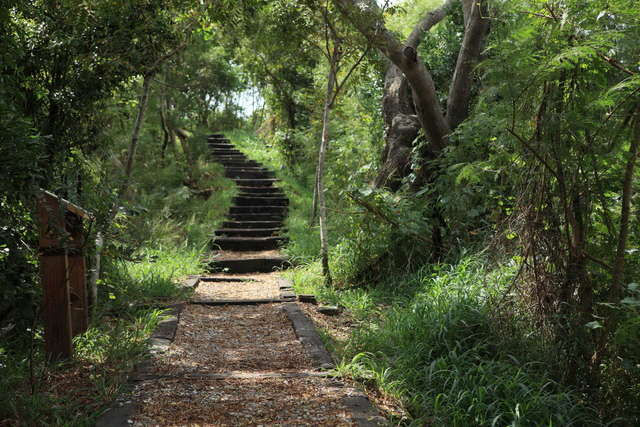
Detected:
left=406, top=0, right=458, bottom=49
left=446, top=0, right=490, bottom=129
left=507, top=128, right=559, bottom=179
left=331, top=0, right=451, bottom=150
left=597, top=52, right=635, bottom=76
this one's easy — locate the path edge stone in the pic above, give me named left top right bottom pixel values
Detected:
left=95, top=303, right=184, bottom=427
left=281, top=301, right=334, bottom=369
left=281, top=301, right=388, bottom=426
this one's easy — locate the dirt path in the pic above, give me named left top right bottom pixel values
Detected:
left=122, top=272, right=382, bottom=426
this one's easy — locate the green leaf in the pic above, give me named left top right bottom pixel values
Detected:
left=585, top=321, right=603, bottom=329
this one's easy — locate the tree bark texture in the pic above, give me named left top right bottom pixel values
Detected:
left=374, top=64, right=419, bottom=189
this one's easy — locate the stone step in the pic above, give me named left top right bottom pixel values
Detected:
left=237, top=186, right=283, bottom=194
left=233, top=196, right=288, bottom=206
left=208, top=143, right=235, bottom=149
left=210, top=149, right=243, bottom=156
left=226, top=166, right=272, bottom=173
left=207, top=256, right=290, bottom=273
left=225, top=169, right=275, bottom=179
left=214, top=228, right=283, bottom=237
left=233, top=178, right=279, bottom=187
left=229, top=205, right=287, bottom=215
left=208, top=133, right=225, bottom=139
left=229, top=213, right=285, bottom=222
left=217, top=160, right=262, bottom=168
left=238, top=193, right=285, bottom=199
left=210, top=155, right=250, bottom=162
left=212, top=236, right=288, bottom=251
left=222, top=220, right=284, bottom=229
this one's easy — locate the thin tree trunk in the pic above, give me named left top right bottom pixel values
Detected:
left=159, top=96, right=171, bottom=160
left=310, top=166, right=319, bottom=226
left=88, top=74, right=153, bottom=315
left=122, top=75, right=153, bottom=186
left=317, top=49, right=339, bottom=286
left=89, top=232, right=103, bottom=315
left=610, top=110, right=640, bottom=302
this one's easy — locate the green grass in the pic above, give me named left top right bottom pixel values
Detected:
left=0, top=308, right=166, bottom=426
left=288, top=257, right=600, bottom=426
left=101, top=245, right=203, bottom=310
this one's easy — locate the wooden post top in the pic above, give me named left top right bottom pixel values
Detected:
left=37, top=190, right=92, bottom=220
left=37, top=189, right=93, bottom=251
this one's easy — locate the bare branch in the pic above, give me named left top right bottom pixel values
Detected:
left=406, top=0, right=458, bottom=49
left=597, top=52, right=636, bottom=76
left=507, top=128, right=559, bottom=179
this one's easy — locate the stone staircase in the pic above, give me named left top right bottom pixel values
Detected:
left=207, top=133, right=290, bottom=273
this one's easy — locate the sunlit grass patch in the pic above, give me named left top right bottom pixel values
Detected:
left=102, top=245, right=203, bottom=309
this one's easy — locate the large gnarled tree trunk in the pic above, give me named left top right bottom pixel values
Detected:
left=332, top=0, right=489, bottom=187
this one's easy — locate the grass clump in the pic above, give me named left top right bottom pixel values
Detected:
left=100, top=245, right=202, bottom=311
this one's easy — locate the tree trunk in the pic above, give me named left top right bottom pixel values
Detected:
left=317, top=49, right=339, bottom=286
left=159, top=96, right=171, bottom=160
left=446, top=0, right=491, bottom=129
left=122, top=75, right=152, bottom=187
left=332, top=0, right=489, bottom=184
left=88, top=74, right=153, bottom=314
left=374, top=65, right=420, bottom=189
left=610, top=109, right=640, bottom=303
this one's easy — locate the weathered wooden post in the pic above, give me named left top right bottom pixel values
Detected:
left=37, top=190, right=91, bottom=360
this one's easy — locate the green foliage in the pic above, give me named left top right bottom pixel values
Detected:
left=0, top=308, right=165, bottom=426
left=101, top=246, right=200, bottom=310
left=292, top=257, right=598, bottom=426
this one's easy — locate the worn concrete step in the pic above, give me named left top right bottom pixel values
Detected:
left=214, top=228, right=283, bottom=237
left=208, top=134, right=225, bottom=139
left=222, top=220, right=284, bottom=229
left=208, top=143, right=235, bottom=149
left=212, top=236, right=288, bottom=251
left=237, top=186, right=283, bottom=194
left=229, top=206, right=287, bottom=215
left=210, top=155, right=249, bottom=161
left=238, top=193, right=285, bottom=200
left=210, top=149, right=243, bottom=156
left=217, top=160, right=262, bottom=168
left=225, top=167, right=273, bottom=176
left=225, top=166, right=272, bottom=173
left=233, top=178, right=279, bottom=187
left=207, top=257, right=290, bottom=273
left=225, top=170, right=275, bottom=179
left=234, top=196, right=288, bottom=206
left=229, top=212, right=286, bottom=222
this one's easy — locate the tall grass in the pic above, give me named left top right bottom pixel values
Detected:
left=289, top=257, right=600, bottom=426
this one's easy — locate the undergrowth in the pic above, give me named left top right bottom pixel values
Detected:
left=287, top=257, right=601, bottom=426
left=0, top=132, right=232, bottom=425
left=0, top=306, right=166, bottom=426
